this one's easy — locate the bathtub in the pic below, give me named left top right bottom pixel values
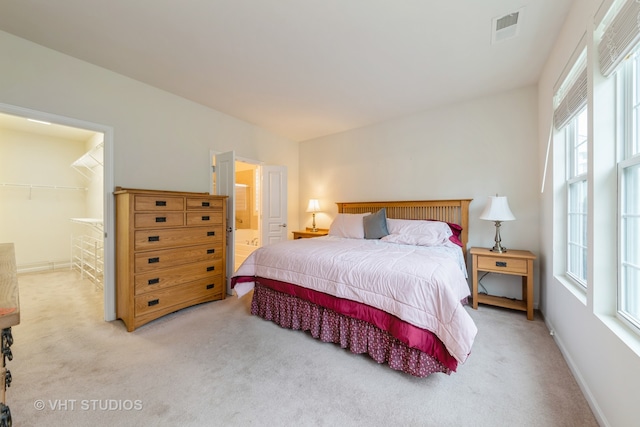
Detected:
left=235, top=229, right=260, bottom=272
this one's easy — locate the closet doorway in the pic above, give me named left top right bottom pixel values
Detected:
left=0, top=106, right=115, bottom=321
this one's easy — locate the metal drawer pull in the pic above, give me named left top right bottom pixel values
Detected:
left=207, top=266, right=215, bottom=271
left=155, top=217, right=166, bottom=222
left=148, top=278, right=160, bottom=285
left=202, top=216, right=210, bottom=221
left=202, top=201, right=210, bottom=207
left=207, top=249, right=215, bottom=254
left=148, top=236, right=160, bottom=242
left=148, top=257, right=160, bottom=264
left=207, top=231, right=215, bottom=236
left=148, top=299, right=159, bottom=307
left=155, top=201, right=166, bottom=206
left=496, top=261, right=507, bottom=267
left=206, top=284, right=215, bottom=290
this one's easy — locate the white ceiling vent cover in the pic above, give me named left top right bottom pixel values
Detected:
left=492, top=9, right=524, bottom=44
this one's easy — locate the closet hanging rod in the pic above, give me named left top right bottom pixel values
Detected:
left=0, top=182, right=87, bottom=191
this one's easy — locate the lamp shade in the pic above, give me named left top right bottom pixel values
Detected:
left=479, top=196, right=515, bottom=221
left=306, top=199, right=320, bottom=213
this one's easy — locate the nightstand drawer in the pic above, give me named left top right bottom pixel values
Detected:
left=477, top=256, right=528, bottom=274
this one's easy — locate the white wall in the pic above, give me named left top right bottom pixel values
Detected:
left=0, top=29, right=299, bottom=321
left=537, top=1, right=640, bottom=426
left=0, top=127, right=87, bottom=268
left=299, top=85, right=541, bottom=302
left=0, top=29, right=299, bottom=218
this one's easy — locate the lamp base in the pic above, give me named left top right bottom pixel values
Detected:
left=489, top=244, right=507, bottom=253
left=489, top=220, right=507, bottom=253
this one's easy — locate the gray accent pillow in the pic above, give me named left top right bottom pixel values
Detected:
left=363, top=208, right=389, bottom=239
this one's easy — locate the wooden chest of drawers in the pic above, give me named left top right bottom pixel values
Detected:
left=115, top=188, right=227, bottom=331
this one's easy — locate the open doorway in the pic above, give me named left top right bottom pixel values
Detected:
left=211, top=154, right=262, bottom=273
left=212, top=151, right=288, bottom=294
left=0, top=105, right=116, bottom=321
left=234, top=161, right=261, bottom=271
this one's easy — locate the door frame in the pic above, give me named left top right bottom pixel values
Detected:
left=211, top=150, right=265, bottom=294
left=0, top=102, right=116, bottom=321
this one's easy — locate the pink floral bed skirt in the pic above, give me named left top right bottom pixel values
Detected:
left=251, top=283, right=451, bottom=377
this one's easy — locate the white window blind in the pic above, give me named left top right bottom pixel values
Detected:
left=599, top=0, right=640, bottom=77
left=554, top=67, right=588, bottom=130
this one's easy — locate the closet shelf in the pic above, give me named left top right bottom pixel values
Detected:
left=71, top=142, right=103, bottom=179
left=71, top=234, right=103, bottom=288
left=70, top=218, right=104, bottom=288
left=70, top=217, right=103, bottom=232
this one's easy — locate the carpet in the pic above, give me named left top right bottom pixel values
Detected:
left=7, top=270, right=598, bottom=426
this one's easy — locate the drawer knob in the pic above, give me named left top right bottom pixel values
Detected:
left=148, top=278, right=160, bottom=285
left=207, top=231, right=215, bottom=236
left=202, top=202, right=210, bottom=207
left=148, top=236, right=160, bottom=242
left=148, top=299, right=159, bottom=307
left=148, top=257, right=160, bottom=264
left=207, top=266, right=215, bottom=271
left=202, top=216, right=210, bottom=221
left=155, top=201, right=167, bottom=207
left=155, top=217, right=167, bottom=223
left=496, top=261, right=507, bottom=267
left=207, top=249, right=215, bottom=254
left=206, top=284, right=215, bottom=290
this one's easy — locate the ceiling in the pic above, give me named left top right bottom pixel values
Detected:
left=0, top=1, right=572, bottom=142
left=0, top=113, right=97, bottom=142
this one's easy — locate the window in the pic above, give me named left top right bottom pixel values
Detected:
left=566, top=108, right=589, bottom=286
left=552, top=45, right=587, bottom=288
left=618, top=50, right=640, bottom=330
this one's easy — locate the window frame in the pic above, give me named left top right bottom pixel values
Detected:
left=565, top=107, right=589, bottom=288
left=616, top=49, right=640, bottom=333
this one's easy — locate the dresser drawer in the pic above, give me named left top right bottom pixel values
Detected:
left=134, top=244, right=222, bottom=273
left=187, top=197, right=223, bottom=210
left=134, top=259, right=223, bottom=294
left=134, top=226, right=221, bottom=250
left=477, top=256, right=528, bottom=274
left=186, top=212, right=223, bottom=226
left=134, top=212, right=184, bottom=228
left=135, top=195, right=184, bottom=211
left=134, top=277, right=224, bottom=317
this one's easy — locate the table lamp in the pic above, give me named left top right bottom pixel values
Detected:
left=479, top=195, right=515, bottom=253
left=306, top=199, right=321, bottom=232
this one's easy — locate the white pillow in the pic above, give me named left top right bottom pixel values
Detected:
left=328, top=213, right=371, bottom=239
left=383, top=219, right=452, bottom=246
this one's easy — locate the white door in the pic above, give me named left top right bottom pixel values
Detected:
left=214, top=151, right=235, bottom=295
left=261, top=165, right=288, bottom=245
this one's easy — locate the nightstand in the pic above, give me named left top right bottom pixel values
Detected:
left=292, top=228, right=329, bottom=239
left=470, top=247, right=536, bottom=320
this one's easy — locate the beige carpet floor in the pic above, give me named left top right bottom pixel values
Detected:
left=6, top=270, right=598, bottom=426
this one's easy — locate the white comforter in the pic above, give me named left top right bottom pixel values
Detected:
left=233, top=236, right=477, bottom=364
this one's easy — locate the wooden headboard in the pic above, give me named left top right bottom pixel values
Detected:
left=336, top=199, right=472, bottom=258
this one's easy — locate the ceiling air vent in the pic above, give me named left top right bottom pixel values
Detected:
left=492, top=9, right=523, bottom=44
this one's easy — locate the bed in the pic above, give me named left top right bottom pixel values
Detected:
left=231, top=199, right=477, bottom=377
